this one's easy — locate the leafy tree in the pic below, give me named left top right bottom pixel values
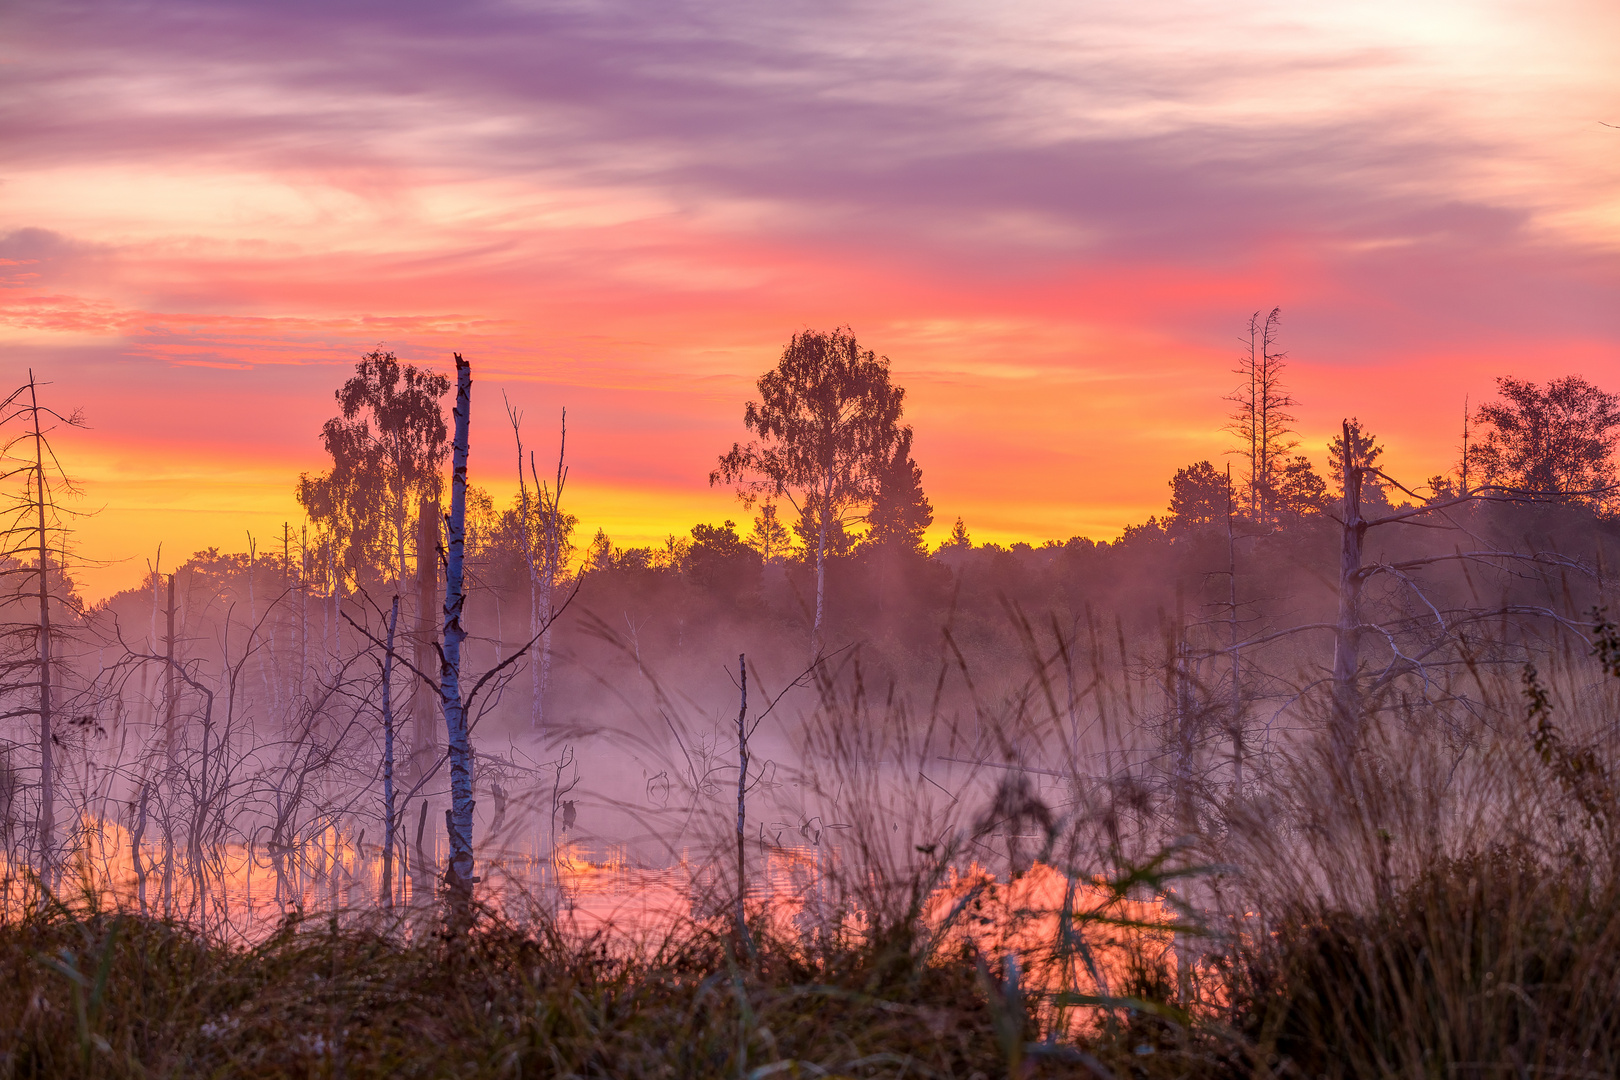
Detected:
left=297, top=351, right=449, bottom=589
left=1166, top=461, right=1231, bottom=537
left=654, top=534, right=691, bottom=572
left=491, top=493, right=578, bottom=583
left=687, top=520, right=762, bottom=594
left=864, top=426, right=933, bottom=556
left=1473, top=376, right=1620, bottom=506
left=1118, top=517, right=1168, bottom=547
left=712, top=328, right=906, bottom=651
left=793, top=504, right=856, bottom=560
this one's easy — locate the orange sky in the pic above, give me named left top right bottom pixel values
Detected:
left=2, top=0, right=1618, bottom=600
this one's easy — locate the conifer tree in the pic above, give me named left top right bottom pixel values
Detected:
left=744, top=502, right=792, bottom=564
left=864, top=427, right=933, bottom=556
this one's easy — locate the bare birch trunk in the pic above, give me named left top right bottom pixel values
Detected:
left=1226, top=465, right=1243, bottom=798
left=412, top=497, right=439, bottom=779
left=381, top=595, right=400, bottom=906
left=30, top=373, right=54, bottom=869
left=734, top=653, right=749, bottom=949
left=508, top=408, right=540, bottom=729
left=440, top=354, right=476, bottom=909
left=812, top=473, right=831, bottom=655
left=1332, top=419, right=1366, bottom=766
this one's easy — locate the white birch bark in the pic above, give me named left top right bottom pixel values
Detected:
left=440, top=354, right=476, bottom=905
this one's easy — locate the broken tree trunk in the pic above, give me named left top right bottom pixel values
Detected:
left=381, top=594, right=400, bottom=906
left=735, top=653, right=749, bottom=951
left=411, top=495, right=439, bottom=781
left=440, top=354, right=476, bottom=908
left=1331, top=419, right=1367, bottom=766
left=30, top=371, right=53, bottom=870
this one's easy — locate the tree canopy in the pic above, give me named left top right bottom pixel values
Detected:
left=1167, top=460, right=1231, bottom=537
left=711, top=327, right=909, bottom=646
left=864, top=426, right=933, bottom=556
left=1473, top=375, right=1620, bottom=506
left=297, top=350, right=450, bottom=587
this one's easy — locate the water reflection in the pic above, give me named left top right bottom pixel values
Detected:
left=5, top=816, right=1183, bottom=1021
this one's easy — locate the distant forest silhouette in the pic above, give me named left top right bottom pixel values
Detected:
left=4, top=312, right=1620, bottom=911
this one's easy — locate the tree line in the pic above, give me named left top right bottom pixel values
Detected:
left=1, top=313, right=1618, bottom=917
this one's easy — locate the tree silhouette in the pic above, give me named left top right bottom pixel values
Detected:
left=1328, top=418, right=1390, bottom=513
left=1226, top=308, right=1297, bottom=526
left=687, top=520, right=761, bottom=596
left=744, top=502, right=792, bottom=564
left=864, top=426, right=933, bottom=556
left=712, top=328, right=906, bottom=652
left=1473, top=376, right=1620, bottom=508
left=1273, top=455, right=1330, bottom=522
left=0, top=371, right=85, bottom=871
left=297, top=350, right=450, bottom=590
left=1166, top=460, right=1231, bottom=537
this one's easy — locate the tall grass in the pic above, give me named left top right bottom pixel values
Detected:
left=7, top=623, right=1620, bottom=1078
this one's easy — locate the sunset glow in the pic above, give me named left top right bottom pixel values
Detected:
left=4, top=0, right=1617, bottom=599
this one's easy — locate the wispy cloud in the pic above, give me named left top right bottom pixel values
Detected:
left=1, top=0, right=1617, bottom=597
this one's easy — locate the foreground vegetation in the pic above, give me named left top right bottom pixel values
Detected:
left=3, top=836, right=1617, bottom=1079
left=8, top=677, right=1620, bottom=1080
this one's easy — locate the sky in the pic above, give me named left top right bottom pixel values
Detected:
left=2, top=0, right=1617, bottom=600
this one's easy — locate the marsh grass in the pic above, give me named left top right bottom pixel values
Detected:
left=10, top=624, right=1620, bottom=1078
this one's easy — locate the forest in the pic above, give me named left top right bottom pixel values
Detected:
left=6, top=317, right=1620, bottom=1078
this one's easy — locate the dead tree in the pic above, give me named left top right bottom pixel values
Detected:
left=440, top=354, right=476, bottom=904
left=1326, top=419, right=1602, bottom=759
left=506, top=396, right=540, bottom=731
left=0, top=371, right=86, bottom=871
left=1226, top=308, right=1296, bottom=527
left=506, top=402, right=569, bottom=734
left=410, top=496, right=439, bottom=781
left=341, top=354, right=578, bottom=915
left=1196, top=418, right=1604, bottom=772
left=380, top=595, right=400, bottom=905
left=735, top=652, right=749, bottom=947
left=530, top=411, right=568, bottom=734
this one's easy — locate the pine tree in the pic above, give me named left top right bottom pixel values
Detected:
left=1166, top=461, right=1230, bottom=537
left=864, top=427, right=932, bottom=556
left=1328, top=418, right=1391, bottom=514
left=939, top=517, right=971, bottom=552
left=745, top=502, right=793, bottom=564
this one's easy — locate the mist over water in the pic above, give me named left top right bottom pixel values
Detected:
left=9, top=340, right=1620, bottom=1079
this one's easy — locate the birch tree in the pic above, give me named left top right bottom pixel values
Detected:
left=297, top=350, right=449, bottom=591
left=340, top=354, right=576, bottom=913
left=711, top=328, right=906, bottom=653
left=439, top=354, right=476, bottom=905
left=1473, top=375, right=1620, bottom=508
